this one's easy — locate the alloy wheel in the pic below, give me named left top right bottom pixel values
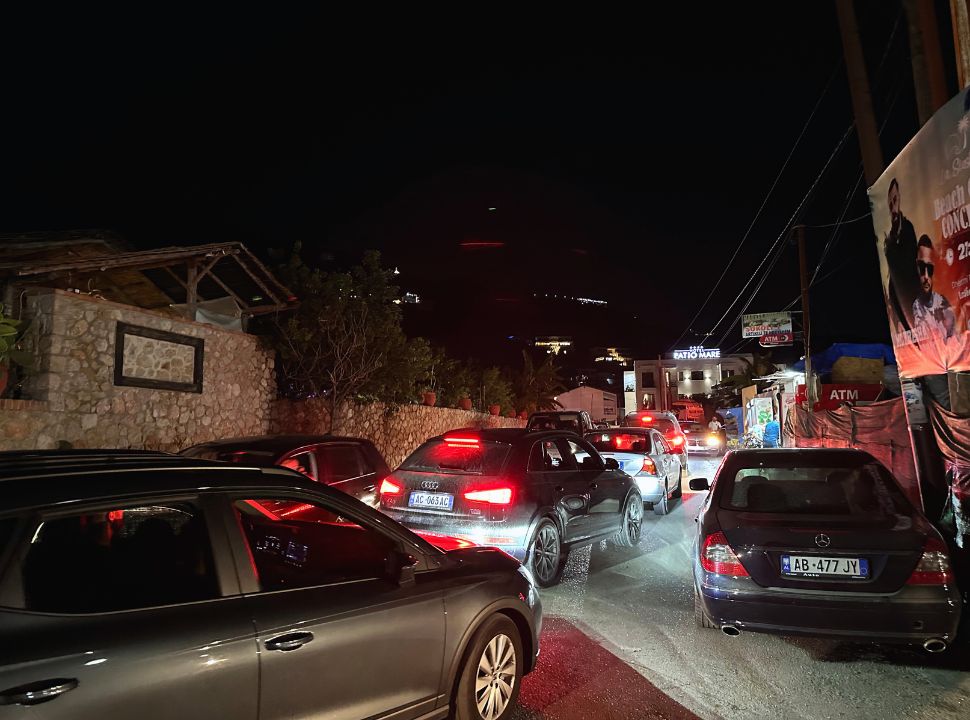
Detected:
left=625, top=497, right=643, bottom=544
left=475, top=633, right=517, bottom=720
left=532, top=524, right=560, bottom=584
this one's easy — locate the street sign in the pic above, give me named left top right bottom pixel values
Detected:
left=759, top=332, right=794, bottom=347
left=742, top=312, right=793, bottom=338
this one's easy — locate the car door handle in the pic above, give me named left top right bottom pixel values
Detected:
left=265, top=631, right=315, bottom=652
left=0, top=678, right=78, bottom=706
left=588, top=482, right=599, bottom=490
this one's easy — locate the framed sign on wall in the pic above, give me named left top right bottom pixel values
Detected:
left=114, top=322, right=205, bottom=393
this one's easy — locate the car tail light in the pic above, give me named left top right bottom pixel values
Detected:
left=906, top=536, right=954, bottom=585
left=444, top=434, right=480, bottom=448
left=669, top=434, right=685, bottom=447
left=463, top=487, right=514, bottom=505
left=640, top=457, right=657, bottom=474
left=701, top=531, right=749, bottom=576
left=640, top=415, right=653, bottom=424
left=379, top=478, right=403, bottom=495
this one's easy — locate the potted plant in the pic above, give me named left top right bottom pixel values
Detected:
left=458, top=397, right=473, bottom=411
left=0, top=306, right=31, bottom=397
left=488, top=404, right=501, bottom=416
left=505, top=408, right=516, bottom=418
left=422, top=390, right=437, bottom=407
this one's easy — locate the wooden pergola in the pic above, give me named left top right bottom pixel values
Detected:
left=0, top=241, right=297, bottom=322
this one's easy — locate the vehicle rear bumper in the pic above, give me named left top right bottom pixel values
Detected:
left=697, top=578, right=962, bottom=643
left=383, top=509, right=532, bottom=561
left=634, top=476, right=664, bottom=502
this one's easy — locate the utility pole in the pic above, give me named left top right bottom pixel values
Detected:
left=795, top=225, right=816, bottom=408
left=951, top=0, right=970, bottom=89
left=836, top=0, right=944, bottom=515
left=905, top=0, right=950, bottom=126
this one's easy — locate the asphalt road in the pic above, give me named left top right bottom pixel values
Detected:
left=511, top=457, right=970, bottom=720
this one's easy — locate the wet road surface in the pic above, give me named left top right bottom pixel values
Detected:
left=512, top=457, right=970, bottom=720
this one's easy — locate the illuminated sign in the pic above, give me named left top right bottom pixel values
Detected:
left=672, top=346, right=721, bottom=360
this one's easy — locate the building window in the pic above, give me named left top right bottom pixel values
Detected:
left=641, top=372, right=655, bottom=387
left=690, top=371, right=705, bottom=381
left=678, top=371, right=686, bottom=381
left=643, top=393, right=656, bottom=409
left=722, top=369, right=736, bottom=378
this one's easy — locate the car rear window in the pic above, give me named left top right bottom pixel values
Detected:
left=401, top=440, right=511, bottom=475
left=585, top=432, right=650, bottom=453
left=183, top=447, right=277, bottom=466
left=719, top=462, right=912, bottom=516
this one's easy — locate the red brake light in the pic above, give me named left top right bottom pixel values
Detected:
left=640, top=415, right=653, bottom=423
left=906, top=536, right=954, bottom=585
left=444, top=434, right=480, bottom=448
left=640, top=457, right=657, bottom=474
left=463, top=487, right=513, bottom=505
left=701, top=531, right=749, bottom=576
left=379, top=478, right=403, bottom=495
left=670, top=434, right=685, bottom=447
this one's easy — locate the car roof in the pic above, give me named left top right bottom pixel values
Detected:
left=724, top=448, right=877, bottom=464
left=585, top=427, right=651, bottom=435
left=182, top=434, right=372, bottom=455
left=426, top=427, right=574, bottom=445
left=0, top=451, right=325, bottom=512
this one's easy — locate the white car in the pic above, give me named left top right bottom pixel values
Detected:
left=585, top=428, right=683, bottom=515
left=682, top=421, right=725, bottom=456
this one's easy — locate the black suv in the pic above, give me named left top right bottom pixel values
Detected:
left=0, top=450, right=540, bottom=720
left=379, top=428, right=643, bottom=587
left=526, top=411, right=595, bottom=435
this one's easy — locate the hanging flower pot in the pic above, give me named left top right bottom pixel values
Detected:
left=458, top=397, right=473, bottom=411
left=423, top=391, right=437, bottom=407
left=488, top=404, right=501, bottom=416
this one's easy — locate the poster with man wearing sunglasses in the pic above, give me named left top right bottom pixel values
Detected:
left=912, top=234, right=957, bottom=340
left=868, top=89, right=970, bottom=377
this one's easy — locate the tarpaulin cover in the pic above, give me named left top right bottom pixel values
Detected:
left=928, top=401, right=970, bottom=551
left=790, top=343, right=897, bottom=375
left=790, top=398, right=919, bottom=507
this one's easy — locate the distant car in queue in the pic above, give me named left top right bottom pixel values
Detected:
left=526, top=410, right=595, bottom=435
left=181, top=434, right=390, bottom=507
left=622, top=410, right=689, bottom=470
left=584, top=428, right=683, bottom=515
left=690, top=448, right=962, bottom=651
left=379, top=428, right=643, bottom=587
left=681, top=421, right=725, bottom=456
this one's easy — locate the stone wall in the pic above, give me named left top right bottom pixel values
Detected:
left=272, top=399, right=524, bottom=468
left=0, top=289, right=276, bottom=451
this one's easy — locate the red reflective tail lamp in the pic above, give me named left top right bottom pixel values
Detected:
left=463, top=487, right=513, bottom=505
left=379, top=478, right=403, bottom=495
left=700, top=531, right=749, bottom=576
left=640, top=457, right=657, bottom=475
left=906, top=536, right=954, bottom=585
left=444, top=434, right=480, bottom=448
left=669, top=434, right=685, bottom=447
left=640, top=415, right=653, bottom=423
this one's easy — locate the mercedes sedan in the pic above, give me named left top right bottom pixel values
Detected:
left=691, top=448, right=961, bottom=651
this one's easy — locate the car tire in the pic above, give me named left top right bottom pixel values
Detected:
left=528, top=519, right=565, bottom=587
left=672, top=469, right=683, bottom=499
left=653, top=483, right=670, bottom=515
left=694, top=593, right=717, bottom=629
left=613, top=493, right=643, bottom=547
left=455, top=614, right=523, bottom=720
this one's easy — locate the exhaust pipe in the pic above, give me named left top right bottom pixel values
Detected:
left=720, top=624, right=741, bottom=637
left=923, top=638, right=947, bottom=654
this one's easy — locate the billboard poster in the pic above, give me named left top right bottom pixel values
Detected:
left=869, top=89, right=970, bottom=377
left=742, top=312, right=793, bottom=338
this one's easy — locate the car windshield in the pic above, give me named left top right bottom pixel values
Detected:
left=401, top=440, right=511, bottom=475
left=682, top=423, right=707, bottom=433
left=527, top=414, right=583, bottom=433
left=718, top=460, right=913, bottom=516
left=585, top=432, right=650, bottom=454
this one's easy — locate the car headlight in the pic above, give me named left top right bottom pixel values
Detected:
left=706, top=435, right=721, bottom=446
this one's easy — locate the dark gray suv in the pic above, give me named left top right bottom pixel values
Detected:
left=0, top=450, right=541, bottom=720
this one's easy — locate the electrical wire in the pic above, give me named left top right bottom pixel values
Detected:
left=667, top=59, right=843, bottom=351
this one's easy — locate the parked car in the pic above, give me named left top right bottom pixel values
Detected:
left=181, top=434, right=390, bottom=507
left=379, top=428, right=643, bottom=587
left=585, top=428, right=683, bottom=515
left=526, top=410, right=595, bottom=435
left=690, top=448, right=962, bottom=651
left=681, top=421, right=724, bottom=456
left=622, top=410, right=689, bottom=469
left=0, top=449, right=541, bottom=719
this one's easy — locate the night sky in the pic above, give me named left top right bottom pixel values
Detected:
left=2, top=3, right=949, bottom=367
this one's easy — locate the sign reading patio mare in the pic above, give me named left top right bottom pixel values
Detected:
left=868, top=89, right=970, bottom=377
left=672, top=346, right=721, bottom=360
left=742, top=312, right=793, bottom=339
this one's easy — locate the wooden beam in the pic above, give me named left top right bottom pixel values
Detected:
left=230, top=252, right=283, bottom=306
left=204, top=269, right=252, bottom=309
left=162, top=266, right=188, bottom=291
left=186, top=260, right=198, bottom=320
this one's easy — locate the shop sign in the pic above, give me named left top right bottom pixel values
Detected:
left=672, top=346, right=721, bottom=360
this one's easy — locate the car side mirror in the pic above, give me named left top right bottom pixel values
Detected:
left=386, top=550, right=419, bottom=587
left=604, top=457, right=619, bottom=471
left=689, top=478, right=710, bottom=492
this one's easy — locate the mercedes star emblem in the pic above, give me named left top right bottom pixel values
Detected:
left=815, top=533, right=831, bottom=548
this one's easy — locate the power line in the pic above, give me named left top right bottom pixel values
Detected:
left=667, top=60, right=843, bottom=351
